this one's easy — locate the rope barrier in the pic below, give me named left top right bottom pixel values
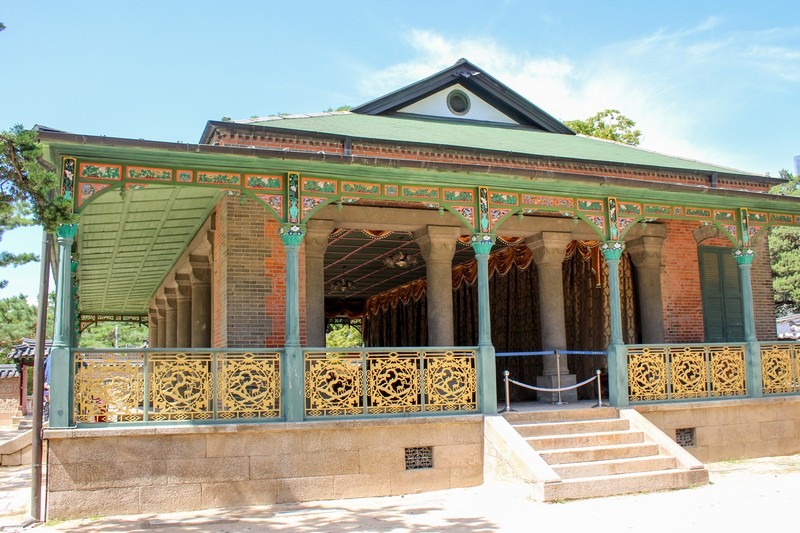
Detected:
left=499, top=369, right=606, bottom=412
left=507, top=373, right=598, bottom=392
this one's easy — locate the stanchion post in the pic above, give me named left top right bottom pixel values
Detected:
left=498, top=370, right=516, bottom=413
left=593, top=369, right=605, bottom=408
left=554, top=350, right=566, bottom=405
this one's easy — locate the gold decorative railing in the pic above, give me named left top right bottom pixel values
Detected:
left=627, top=344, right=747, bottom=402
left=73, top=349, right=281, bottom=423
left=304, top=348, right=478, bottom=417
left=761, top=343, right=800, bottom=394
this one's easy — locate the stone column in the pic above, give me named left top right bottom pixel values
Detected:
left=148, top=306, right=158, bottom=348
left=175, top=273, right=192, bottom=348
left=734, top=248, right=762, bottom=398
left=156, top=297, right=167, bottom=348
left=189, top=255, right=212, bottom=348
left=528, top=232, right=576, bottom=402
left=164, top=287, right=177, bottom=348
left=601, top=241, right=628, bottom=407
left=305, top=220, right=334, bottom=348
left=472, top=234, right=497, bottom=414
left=626, top=236, right=666, bottom=343
left=415, top=226, right=460, bottom=346
left=49, top=224, right=77, bottom=428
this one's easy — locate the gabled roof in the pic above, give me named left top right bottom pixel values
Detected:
left=210, top=113, right=763, bottom=179
left=350, top=58, right=575, bottom=134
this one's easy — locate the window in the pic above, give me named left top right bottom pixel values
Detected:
left=446, top=90, right=470, bottom=116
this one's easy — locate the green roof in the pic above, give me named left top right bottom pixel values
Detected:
left=246, top=113, right=760, bottom=178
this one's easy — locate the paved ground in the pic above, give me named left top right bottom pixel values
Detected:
left=1, top=454, right=799, bottom=532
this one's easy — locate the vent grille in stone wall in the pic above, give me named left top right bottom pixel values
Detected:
left=405, top=446, right=433, bottom=470
left=676, top=427, right=696, bottom=447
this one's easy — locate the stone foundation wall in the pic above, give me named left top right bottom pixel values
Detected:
left=44, top=416, right=483, bottom=520
left=637, top=396, right=800, bottom=462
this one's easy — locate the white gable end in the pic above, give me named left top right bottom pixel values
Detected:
left=396, top=85, right=519, bottom=124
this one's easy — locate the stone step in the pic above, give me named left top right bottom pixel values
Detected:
left=539, top=442, right=660, bottom=465
left=527, top=429, right=644, bottom=451
left=502, top=407, right=618, bottom=425
left=543, top=468, right=709, bottom=501
left=512, top=418, right=630, bottom=438
left=553, top=455, right=679, bottom=479
left=16, top=419, right=32, bottom=430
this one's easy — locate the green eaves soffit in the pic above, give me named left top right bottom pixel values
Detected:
left=76, top=184, right=221, bottom=315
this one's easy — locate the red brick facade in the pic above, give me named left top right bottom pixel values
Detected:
left=661, top=220, right=776, bottom=343
left=212, top=196, right=306, bottom=348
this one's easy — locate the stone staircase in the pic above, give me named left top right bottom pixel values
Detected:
left=485, top=407, right=708, bottom=501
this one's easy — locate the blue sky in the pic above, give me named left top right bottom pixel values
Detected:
left=1, top=1, right=799, bottom=300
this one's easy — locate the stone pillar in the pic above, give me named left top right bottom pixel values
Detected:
left=415, top=226, right=460, bottom=346
left=148, top=306, right=158, bottom=348
left=528, top=232, right=576, bottom=402
left=164, top=287, right=177, bottom=348
left=626, top=236, right=666, bottom=343
left=734, top=248, right=762, bottom=398
left=281, top=224, right=305, bottom=422
left=156, top=297, right=167, bottom=348
left=305, top=220, right=334, bottom=348
left=50, top=224, right=77, bottom=428
left=601, top=241, right=628, bottom=407
left=175, top=273, right=192, bottom=348
left=472, top=234, right=497, bottom=414
left=189, top=255, right=212, bottom=348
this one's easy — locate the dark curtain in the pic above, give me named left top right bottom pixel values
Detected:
left=363, top=294, right=427, bottom=347
left=563, top=247, right=639, bottom=399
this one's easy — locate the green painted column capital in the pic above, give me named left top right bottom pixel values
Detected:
left=733, top=247, right=756, bottom=265
left=56, top=223, right=78, bottom=240
left=470, top=233, right=495, bottom=255
left=600, top=240, right=626, bottom=261
left=279, top=223, right=306, bottom=247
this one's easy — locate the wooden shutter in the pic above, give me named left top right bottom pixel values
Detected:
left=699, top=247, right=744, bottom=342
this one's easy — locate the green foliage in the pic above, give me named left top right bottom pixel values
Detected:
left=0, top=125, right=76, bottom=288
left=565, top=109, right=642, bottom=146
left=770, top=170, right=800, bottom=315
left=324, top=105, right=351, bottom=113
left=78, top=321, right=149, bottom=348
left=220, top=116, right=232, bottom=122
left=0, top=125, right=75, bottom=232
left=326, top=324, right=363, bottom=348
left=0, top=22, right=5, bottom=32
left=0, top=294, right=54, bottom=362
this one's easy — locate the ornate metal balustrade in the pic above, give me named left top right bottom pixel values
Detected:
left=304, top=348, right=478, bottom=417
left=761, top=343, right=800, bottom=395
left=73, top=349, right=281, bottom=424
left=627, top=344, right=747, bottom=403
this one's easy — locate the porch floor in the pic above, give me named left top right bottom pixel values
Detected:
left=501, top=399, right=606, bottom=413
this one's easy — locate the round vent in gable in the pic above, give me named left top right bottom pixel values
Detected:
left=446, top=90, right=470, bottom=116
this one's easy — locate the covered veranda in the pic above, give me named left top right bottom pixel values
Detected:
left=34, top=130, right=800, bottom=429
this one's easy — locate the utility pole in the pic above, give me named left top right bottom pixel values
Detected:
left=30, top=230, right=52, bottom=522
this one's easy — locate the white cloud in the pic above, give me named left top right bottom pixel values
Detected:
left=359, top=21, right=800, bottom=175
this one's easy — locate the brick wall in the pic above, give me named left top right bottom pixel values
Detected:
left=661, top=220, right=776, bottom=343
left=752, top=235, right=777, bottom=340
left=0, top=377, right=20, bottom=415
left=213, top=196, right=306, bottom=348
